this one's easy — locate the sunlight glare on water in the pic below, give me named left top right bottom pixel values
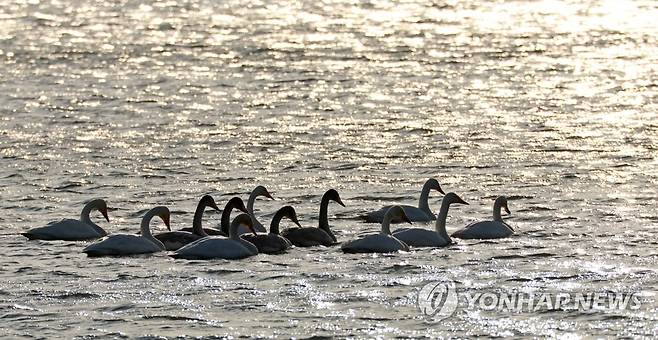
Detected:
left=0, top=0, right=656, bottom=338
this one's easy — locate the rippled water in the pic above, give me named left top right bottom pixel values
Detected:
left=1, top=0, right=657, bottom=337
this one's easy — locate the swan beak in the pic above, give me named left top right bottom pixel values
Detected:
left=100, top=208, right=110, bottom=222
left=456, top=196, right=469, bottom=205
left=293, top=218, right=302, bottom=228
left=336, top=197, right=346, bottom=207
left=402, top=213, right=413, bottom=225
left=264, top=191, right=274, bottom=200
left=436, top=184, right=446, bottom=195
left=210, top=201, right=220, bottom=211
left=504, top=205, right=511, bottom=215
left=163, top=214, right=171, bottom=231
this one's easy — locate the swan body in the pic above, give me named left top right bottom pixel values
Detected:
left=179, top=196, right=248, bottom=236
left=393, top=192, right=468, bottom=247
left=155, top=195, right=220, bottom=250
left=22, top=199, right=110, bottom=241
left=242, top=206, right=298, bottom=254
left=247, top=185, right=274, bottom=233
left=341, top=206, right=411, bottom=253
left=83, top=206, right=171, bottom=257
left=452, top=196, right=514, bottom=239
left=172, top=214, right=259, bottom=260
left=281, top=189, right=344, bottom=247
left=364, top=178, right=445, bottom=223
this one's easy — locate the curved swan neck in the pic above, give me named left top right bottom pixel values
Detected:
left=80, top=200, right=107, bottom=236
left=418, top=181, right=433, bottom=215
left=192, top=200, right=209, bottom=237
left=221, top=203, right=235, bottom=234
left=141, top=210, right=165, bottom=250
left=318, top=194, right=337, bottom=242
left=381, top=210, right=396, bottom=235
left=493, top=199, right=504, bottom=222
left=435, top=200, right=452, bottom=243
left=269, top=209, right=287, bottom=235
left=247, top=190, right=258, bottom=215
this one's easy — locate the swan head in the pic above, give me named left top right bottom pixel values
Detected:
left=496, top=196, right=511, bottom=214
left=324, top=189, right=345, bottom=207
left=89, top=199, right=110, bottom=222
left=151, top=206, right=171, bottom=231
left=279, top=205, right=302, bottom=228
left=426, top=178, right=446, bottom=195
left=227, top=197, right=249, bottom=214
left=444, top=192, right=469, bottom=206
left=253, top=185, right=274, bottom=200
left=232, top=213, right=257, bottom=236
left=388, top=205, right=413, bottom=225
left=200, top=195, right=220, bottom=211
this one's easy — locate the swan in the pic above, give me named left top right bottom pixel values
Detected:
left=22, top=199, right=111, bottom=241
left=180, top=196, right=248, bottom=236
left=171, top=214, right=259, bottom=260
left=281, top=189, right=345, bottom=247
left=247, top=185, right=275, bottom=232
left=393, top=192, right=468, bottom=247
left=154, top=195, right=220, bottom=250
left=341, top=206, right=412, bottom=253
left=451, top=196, right=514, bottom=239
left=241, top=206, right=299, bottom=254
left=363, top=178, right=445, bottom=223
left=83, top=206, right=171, bottom=257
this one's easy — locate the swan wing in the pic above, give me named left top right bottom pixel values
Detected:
left=341, top=234, right=408, bottom=253
left=451, top=221, right=513, bottom=239
left=23, top=219, right=103, bottom=241
left=154, top=231, right=202, bottom=251
left=281, top=227, right=334, bottom=247
left=172, top=238, right=254, bottom=260
left=393, top=228, right=449, bottom=247
left=83, top=234, right=162, bottom=256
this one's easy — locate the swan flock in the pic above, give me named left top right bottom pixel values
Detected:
left=22, top=179, right=515, bottom=258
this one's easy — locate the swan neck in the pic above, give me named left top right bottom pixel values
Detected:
left=435, top=199, right=452, bottom=243
left=80, top=201, right=106, bottom=236
left=247, top=191, right=257, bottom=215
left=140, top=210, right=165, bottom=250
left=269, top=209, right=286, bottom=235
left=493, top=200, right=503, bottom=222
left=381, top=213, right=393, bottom=235
left=221, top=203, right=234, bottom=234
left=192, top=201, right=209, bottom=237
left=318, top=195, right=336, bottom=242
left=418, top=181, right=432, bottom=215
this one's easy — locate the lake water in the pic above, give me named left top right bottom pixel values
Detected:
left=0, top=0, right=656, bottom=338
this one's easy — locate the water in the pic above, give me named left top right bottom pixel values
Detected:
left=1, top=0, right=657, bottom=337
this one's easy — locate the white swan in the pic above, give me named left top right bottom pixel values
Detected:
left=363, top=178, right=445, bottom=223
left=247, top=185, right=275, bottom=232
left=22, top=199, right=110, bottom=241
left=281, top=189, right=345, bottom=247
left=154, top=195, right=220, bottom=250
left=393, top=192, right=468, bottom=247
left=341, top=206, right=411, bottom=253
left=241, top=206, right=298, bottom=254
left=171, top=214, right=259, bottom=260
left=83, top=206, right=171, bottom=257
left=452, top=196, right=514, bottom=239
